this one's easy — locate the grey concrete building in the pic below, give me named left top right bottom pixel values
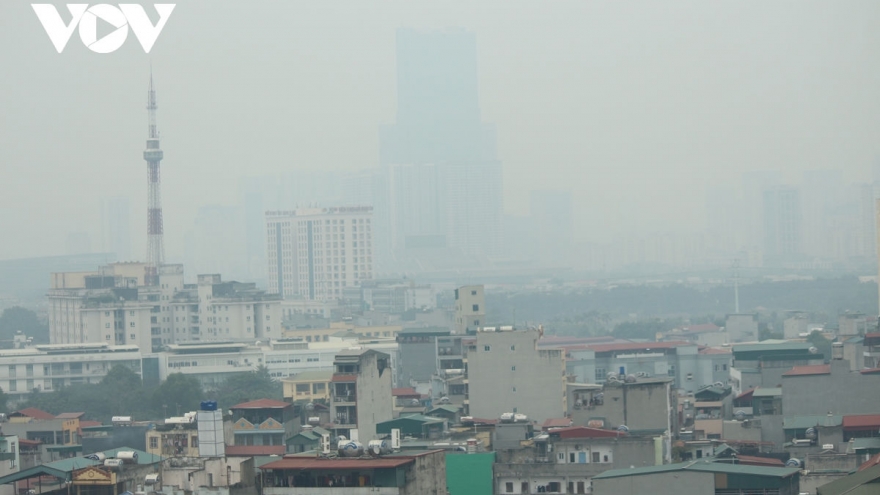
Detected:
left=329, top=348, right=393, bottom=443
left=454, top=285, right=485, bottom=334
left=726, top=314, right=759, bottom=343
left=782, top=359, right=880, bottom=417
left=464, top=328, right=566, bottom=423
left=494, top=426, right=660, bottom=495
left=729, top=341, right=824, bottom=395
left=565, top=342, right=731, bottom=392
left=395, top=327, right=449, bottom=389
left=567, top=378, right=676, bottom=435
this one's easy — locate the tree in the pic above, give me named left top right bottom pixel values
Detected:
left=211, top=366, right=282, bottom=409
left=0, top=387, right=8, bottom=413
left=0, top=307, right=49, bottom=344
left=807, top=330, right=833, bottom=362
left=151, top=373, right=203, bottom=416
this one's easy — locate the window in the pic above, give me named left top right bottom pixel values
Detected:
left=130, top=334, right=136, bottom=340
left=714, top=365, right=719, bottom=371
left=130, top=311, right=134, bottom=316
left=150, top=437, right=158, bottom=449
left=512, top=386, right=517, bottom=392
left=723, top=364, right=728, bottom=371
left=687, top=373, right=693, bottom=381
left=592, top=452, right=600, bottom=463
left=104, top=311, right=110, bottom=316
left=105, top=323, right=110, bottom=328
left=595, top=368, right=606, bottom=381
left=472, top=304, right=479, bottom=312
left=130, top=322, right=135, bottom=327
left=505, top=482, right=513, bottom=493
left=484, top=345, right=491, bottom=352
left=510, top=345, right=516, bottom=351
left=511, top=366, right=516, bottom=371
left=8, top=380, right=15, bottom=392
left=471, top=290, right=477, bottom=295
left=668, top=365, right=676, bottom=377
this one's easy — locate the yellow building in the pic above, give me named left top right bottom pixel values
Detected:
left=282, top=370, right=333, bottom=402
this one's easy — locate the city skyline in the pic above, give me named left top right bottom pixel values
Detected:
left=2, top=1, right=880, bottom=271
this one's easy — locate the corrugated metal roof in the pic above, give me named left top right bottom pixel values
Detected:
left=735, top=455, right=785, bottom=467
left=733, top=342, right=813, bottom=354
left=552, top=426, right=624, bottom=440
left=392, top=387, right=418, bottom=397
left=542, top=418, right=574, bottom=429
left=262, top=457, right=415, bottom=470
left=852, top=438, right=880, bottom=451
left=816, top=464, right=880, bottom=495
left=230, top=399, right=291, bottom=409
left=783, top=364, right=831, bottom=376
left=843, top=414, right=880, bottom=430
left=752, top=387, right=783, bottom=397
left=587, top=341, right=694, bottom=353
left=54, top=412, right=84, bottom=419
left=783, top=415, right=843, bottom=429
left=226, top=445, right=285, bottom=456
left=593, top=460, right=799, bottom=480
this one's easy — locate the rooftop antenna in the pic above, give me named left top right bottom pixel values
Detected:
left=732, top=259, right=741, bottom=313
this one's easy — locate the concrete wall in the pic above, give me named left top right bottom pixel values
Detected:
left=397, top=340, right=436, bottom=388
left=721, top=421, right=763, bottom=444
left=403, top=451, right=446, bottom=495
left=466, top=330, right=566, bottom=423
left=572, top=380, right=672, bottom=432
left=783, top=360, right=880, bottom=416
left=759, top=415, right=786, bottom=450
left=354, top=351, right=394, bottom=442
left=592, top=470, right=714, bottom=495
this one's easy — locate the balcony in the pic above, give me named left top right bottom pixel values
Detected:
left=334, top=395, right=356, bottom=403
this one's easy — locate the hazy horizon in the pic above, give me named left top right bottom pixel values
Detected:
left=3, top=1, right=880, bottom=266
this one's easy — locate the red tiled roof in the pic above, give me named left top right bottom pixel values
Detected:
left=860, top=368, right=880, bottom=375
left=392, top=388, right=418, bottom=397
left=17, top=439, right=42, bottom=446
left=79, top=420, right=102, bottom=428
left=263, top=456, right=415, bottom=470
left=552, top=426, right=625, bottom=440
left=735, top=455, right=785, bottom=467
left=587, top=341, right=693, bottom=353
left=542, top=418, right=574, bottom=430
left=782, top=364, right=830, bottom=377
left=865, top=332, right=880, bottom=339
left=55, top=412, right=85, bottom=419
left=843, top=414, right=880, bottom=430
left=331, top=375, right=357, bottom=382
left=11, top=408, right=54, bottom=420
left=735, top=388, right=756, bottom=400
left=225, top=445, right=286, bottom=456
left=230, top=399, right=291, bottom=409
left=859, top=452, right=880, bottom=471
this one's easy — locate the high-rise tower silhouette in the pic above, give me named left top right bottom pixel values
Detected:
left=144, top=72, right=165, bottom=285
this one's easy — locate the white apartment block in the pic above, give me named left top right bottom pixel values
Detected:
left=266, top=207, right=374, bottom=301
left=49, top=264, right=280, bottom=352
left=0, top=343, right=142, bottom=402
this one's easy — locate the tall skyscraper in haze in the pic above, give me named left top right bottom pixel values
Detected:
left=380, top=28, right=503, bottom=262
left=101, top=197, right=131, bottom=261
left=763, top=186, right=802, bottom=263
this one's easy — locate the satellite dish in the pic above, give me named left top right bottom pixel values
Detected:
left=809, top=347, right=818, bottom=354
left=805, top=428, right=817, bottom=439
left=786, top=458, right=801, bottom=467
left=306, top=402, right=315, bottom=411
left=617, top=425, right=629, bottom=433
left=713, top=382, right=725, bottom=388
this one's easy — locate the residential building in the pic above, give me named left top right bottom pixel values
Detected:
left=729, top=341, right=824, bottom=396
left=0, top=448, right=161, bottom=495
left=377, top=415, right=448, bottom=440
left=782, top=360, right=880, bottom=418
left=591, top=460, right=801, bottom=495
left=282, top=370, right=333, bottom=403
left=726, top=313, right=759, bottom=343
left=396, top=327, right=449, bottom=390
left=329, top=349, right=394, bottom=442
left=0, top=343, right=142, bottom=403
left=146, top=412, right=200, bottom=457
left=816, top=453, right=880, bottom=495
left=227, top=399, right=294, bottom=457
left=266, top=206, right=374, bottom=301
left=463, top=328, right=566, bottom=423
left=659, top=323, right=728, bottom=347
left=567, top=378, right=676, bottom=435
left=863, top=332, right=880, bottom=369
left=565, top=341, right=731, bottom=392
left=260, top=449, right=447, bottom=494
left=493, top=426, right=660, bottom=495
left=0, top=434, right=20, bottom=495
left=454, top=285, right=484, bottom=334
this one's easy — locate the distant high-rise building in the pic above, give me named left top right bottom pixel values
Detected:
left=530, top=190, right=574, bottom=266
left=380, top=28, right=503, bottom=261
left=266, top=207, right=374, bottom=301
left=763, top=186, right=802, bottom=262
left=741, top=170, right=781, bottom=250
left=101, top=197, right=131, bottom=261
left=389, top=163, right=445, bottom=251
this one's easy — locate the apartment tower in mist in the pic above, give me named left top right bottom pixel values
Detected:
left=380, top=28, right=503, bottom=261
left=266, top=207, right=374, bottom=301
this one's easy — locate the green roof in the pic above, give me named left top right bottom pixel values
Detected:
left=817, top=465, right=880, bottom=495
left=390, top=414, right=446, bottom=424
left=428, top=405, right=460, bottom=414
left=398, top=327, right=450, bottom=336
left=853, top=438, right=880, bottom=451
left=46, top=445, right=83, bottom=452
left=784, top=415, right=843, bottom=430
left=752, top=387, right=783, bottom=398
left=593, top=460, right=799, bottom=480
left=0, top=446, right=162, bottom=486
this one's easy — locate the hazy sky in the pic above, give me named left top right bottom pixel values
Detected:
left=2, top=1, right=880, bottom=261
